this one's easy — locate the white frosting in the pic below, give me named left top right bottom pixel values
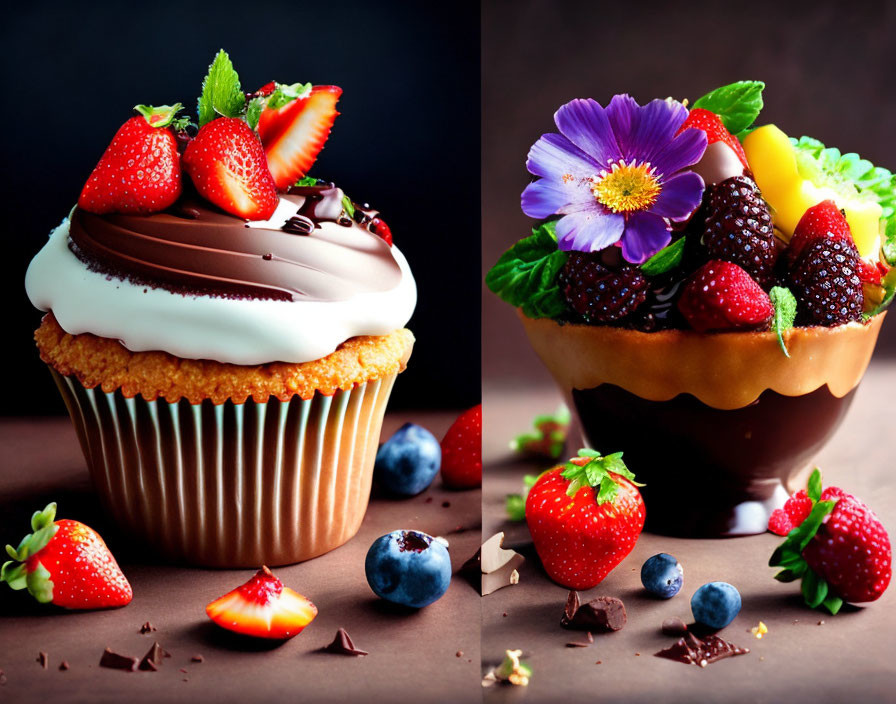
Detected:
left=25, top=218, right=417, bottom=365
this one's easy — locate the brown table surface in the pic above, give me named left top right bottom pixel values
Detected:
left=482, top=360, right=896, bottom=704
left=0, top=412, right=482, bottom=704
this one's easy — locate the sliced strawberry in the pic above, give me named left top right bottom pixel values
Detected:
left=257, top=85, right=342, bottom=190
left=183, top=117, right=279, bottom=220
left=678, top=108, right=749, bottom=169
left=78, top=105, right=183, bottom=215
left=440, top=404, right=482, bottom=489
left=206, top=566, right=317, bottom=639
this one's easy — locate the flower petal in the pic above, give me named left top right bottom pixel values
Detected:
left=651, top=171, right=705, bottom=221
left=554, top=99, right=622, bottom=167
left=606, top=94, right=639, bottom=157
left=526, top=132, right=600, bottom=180
left=620, top=211, right=671, bottom=263
left=626, top=99, right=689, bottom=167
left=556, top=210, right=625, bottom=253
left=650, top=127, right=707, bottom=179
left=521, top=177, right=593, bottom=219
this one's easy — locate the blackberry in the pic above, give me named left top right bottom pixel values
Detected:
left=790, top=237, right=864, bottom=327
left=703, top=176, right=779, bottom=287
left=558, top=251, right=648, bottom=323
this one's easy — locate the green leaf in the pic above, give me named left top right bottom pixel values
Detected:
left=485, top=221, right=569, bottom=319
left=774, top=567, right=804, bottom=583
left=807, top=468, right=823, bottom=502
left=267, top=81, right=312, bottom=110
left=801, top=569, right=828, bottom=609
left=561, top=449, right=640, bottom=504
left=1, top=560, right=27, bottom=590
left=577, top=448, right=600, bottom=458
left=25, top=561, right=53, bottom=604
left=342, top=195, right=356, bottom=218
left=246, top=96, right=265, bottom=131
left=197, top=49, right=246, bottom=127
left=505, top=494, right=526, bottom=522
left=884, top=218, right=896, bottom=266
left=294, top=176, right=319, bottom=188
left=769, top=286, right=797, bottom=357
left=769, top=499, right=838, bottom=573
left=641, top=237, right=685, bottom=276
left=692, top=80, right=765, bottom=135
left=821, top=593, right=844, bottom=615
left=134, top=103, right=185, bottom=129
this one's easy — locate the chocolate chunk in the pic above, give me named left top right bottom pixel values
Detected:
left=139, top=621, right=157, bottom=634
left=661, top=617, right=689, bottom=637
left=563, top=596, right=626, bottom=632
left=324, top=628, right=368, bottom=656
left=37, top=652, right=48, bottom=669
left=191, top=655, right=204, bottom=663
left=655, top=632, right=749, bottom=667
left=424, top=496, right=434, bottom=504
left=566, top=632, right=594, bottom=648
left=456, top=651, right=463, bottom=658
left=442, top=501, right=451, bottom=508
left=138, top=642, right=171, bottom=671
left=59, top=661, right=69, bottom=671
left=99, top=648, right=138, bottom=672
left=560, top=590, right=581, bottom=627
left=460, top=548, right=481, bottom=591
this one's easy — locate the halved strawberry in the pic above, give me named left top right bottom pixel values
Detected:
left=257, top=85, right=342, bottom=190
left=183, top=117, right=279, bottom=220
left=206, top=566, right=317, bottom=640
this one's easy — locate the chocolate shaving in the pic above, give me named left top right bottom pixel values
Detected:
left=655, top=632, right=749, bottom=667
left=560, top=591, right=581, bottom=627
left=562, top=595, right=626, bottom=632
left=99, top=648, right=138, bottom=672
left=566, top=632, right=594, bottom=648
left=324, top=628, right=368, bottom=656
left=138, top=642, right=171, bottom=671
left=661, top=617, right=689, bottom=637
left=139, top=621, right=157, bottom=634
left=37, top=652, right=48, bottom=669
left=282, top=215, right=314, bottom=235
left=59, top=661, right=69, bottom=671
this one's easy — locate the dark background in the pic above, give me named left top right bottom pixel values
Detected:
left=483, top=0, right=896, bottom=389
left=2, top=0, right=480, bottom=415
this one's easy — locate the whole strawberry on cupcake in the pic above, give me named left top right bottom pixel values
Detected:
left=488, top=82, right=894, bottom=537
left=25, top=50, right=416, bottom=567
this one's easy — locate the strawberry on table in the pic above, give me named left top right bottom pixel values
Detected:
left=678, top=260, right=774, bottom=332
left=78, top=104, right=186, bottom=215
left=526, top=449, right=645, bottom=590
left=1, top=503, right=132, bottom=609
left=206, top=566, right=317, bottom=639
left=256, top=84, right=342, bottom=190
left=678, top=107, right=749, bottom=169
left=183, top=116, right=280, bottom=220
left=769, top=468, right=891, bottom=613
left=441, top=404, right=482, bottom=489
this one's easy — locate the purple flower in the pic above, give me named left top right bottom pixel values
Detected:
left=521, top=95, right=707, bottom=263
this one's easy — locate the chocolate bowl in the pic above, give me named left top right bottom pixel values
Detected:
left=519, top=312, right=886, bottom=537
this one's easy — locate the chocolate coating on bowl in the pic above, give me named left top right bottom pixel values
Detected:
left=68, top=189, right=401, bottom=302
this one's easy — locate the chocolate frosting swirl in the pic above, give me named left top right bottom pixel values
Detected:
left=68, top=189, right=401, bottom=302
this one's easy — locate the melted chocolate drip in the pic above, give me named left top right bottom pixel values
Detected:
left=655, top=632, right=749, bottom=667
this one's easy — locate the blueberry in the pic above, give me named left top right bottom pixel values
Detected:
left=640, top=553, right=683, bottom=598
left=691, top=582, right=742, bottom=629
left=365, top=530, right=451, bottom=608
left=374, top=423, right=441, bottom=495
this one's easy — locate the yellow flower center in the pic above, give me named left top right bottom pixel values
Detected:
left=591, top=160, right=661, bottom=213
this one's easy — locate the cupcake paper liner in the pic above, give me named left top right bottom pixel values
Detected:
left=51, top=370, right=397, bottom=567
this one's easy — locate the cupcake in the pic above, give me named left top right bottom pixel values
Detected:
left=488, top=81, right=893, bottom=537
left=25, top=51, right=416, bottom=567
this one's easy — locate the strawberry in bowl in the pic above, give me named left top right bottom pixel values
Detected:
left=526, top=450, right=645, bottom=589
left=488, top=81, right=893, bottom=537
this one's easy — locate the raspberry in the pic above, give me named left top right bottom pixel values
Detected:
left=558, top=251, right=648, bottom=323
left=677, top=260, right=774, bottom=332
left=784, top=490, right=813, bottom=527
left=703, top=176, right=779, bottom=287
left=789, top=237, right=864, bottom=327
left=768, top=509, right=794, bottom=536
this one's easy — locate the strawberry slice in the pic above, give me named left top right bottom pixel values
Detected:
left=206, top=566, right=317, bottom=639
left=678, top=108, right=749, bottom=169
left=183, top=117, right=279, bottom=220
left=257, top=85, right=342, bottom=190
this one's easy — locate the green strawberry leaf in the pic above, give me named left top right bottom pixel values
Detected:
left=693, top=80, right=765, bottom=136
left=511, top=405, right=571, bottom=459
left=641, top=237, right=685, bottom=276
left=769, top=499, right=838, bottom=572
left=197, top=49, right=246, bottom=127
left=246, top=96, right=266, bottom=131
left=486, top=220, right=569, bottom=319
left=267, top=82, right=312, bottom=110
left=561, top=449, right=641, bottom=504
left=821, top=593, right=844, bottom=615
left=505, top=494, right=526, bottom=522
left=1, top=560, right=27, bottom=590
left=769, top=286, right=797, bottom=357
left=801, top=569, right=829, bottom=609
left=134, top=103, right=185, bottom=129
left=25, top=561, right=53, bottom=604
left=807, top=468, right=823, bottom=502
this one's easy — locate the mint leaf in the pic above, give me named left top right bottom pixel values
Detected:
left=134, top=103, right=185, bottom=129
left=807, top=468, right=823, bottom=502
left=198, top=49, right=246, bottom=127
left=506, top=494, right=526, bottom=521
left=486, top=221, right=569, bottom=319
left=769, top=286, right=797, bottom=357
left=246, top=96, right=265, bottom=131
left=267, top=81, right=312, bottom=110
left=641, top=237, right=685, bottom=276
left=693, top=81, right=765, bottom=136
